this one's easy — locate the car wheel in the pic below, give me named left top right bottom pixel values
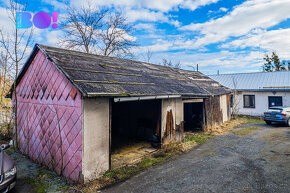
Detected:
left=266, top=121, right=271, bottom=125
left=287, top=119, right=290, bottom=127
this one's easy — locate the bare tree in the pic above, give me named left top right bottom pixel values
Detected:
left=0, top=51, right=11, bottom=101
left=99, top=12, right=137, bottom=58
left=0, top=51, right=13, bottom=130
left=0, top=0, right=33, bottom=148
left=231, top=77, right=241, bottom=118
left=174, top=61, right=181, bottom=69
left=59, top=4, right=107, bottom=53
left=162, top=58, right=173, bottom=67
left=162, top=58, right=181, bottom=69
left=59, top=5, right=137, bottom=58
left=141, top=48, right=153, bottom=63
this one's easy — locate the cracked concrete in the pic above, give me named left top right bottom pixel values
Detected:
left=102, top=123, right=290, bottom=193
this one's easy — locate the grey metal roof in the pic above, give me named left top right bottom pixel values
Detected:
left=11, top=44, right=231, bottom=98
left=209, top=71, right=290, bottom=91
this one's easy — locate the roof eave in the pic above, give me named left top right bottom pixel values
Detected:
left=85, top=92, right=227, bottom=98
left=235, top=89, right=290, bottom=92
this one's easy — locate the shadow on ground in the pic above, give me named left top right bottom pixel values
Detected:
left=102, top=123, right=290, bottom=193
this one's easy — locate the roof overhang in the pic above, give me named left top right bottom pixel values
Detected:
left=114, top=95, right=182, bottom=102
left=235, top=89, right=290, bottom=92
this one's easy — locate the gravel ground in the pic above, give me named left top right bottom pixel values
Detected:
left=4, top=149, right=69, bottom=193
left=102, top=123, right=290, bottom=193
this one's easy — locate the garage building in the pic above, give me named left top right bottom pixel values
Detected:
left=9, top=44, right=231, bottom=182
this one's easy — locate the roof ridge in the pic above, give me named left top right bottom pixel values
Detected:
left=37, top=44, right=187, bottom=73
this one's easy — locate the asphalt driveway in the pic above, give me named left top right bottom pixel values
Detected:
left=102, top=123, right=290, bottom=193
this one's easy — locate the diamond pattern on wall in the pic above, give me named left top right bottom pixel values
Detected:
left=13, top=51, right=82, bottom=182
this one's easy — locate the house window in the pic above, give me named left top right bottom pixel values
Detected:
left=268, top=96, right=282, bottom=107
left=243, top=95, right=255, bottom=108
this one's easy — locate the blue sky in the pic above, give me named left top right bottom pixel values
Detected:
left=1, top=0, right=290, bottom=75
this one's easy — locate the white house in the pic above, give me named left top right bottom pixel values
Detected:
left=209, top=71, right=290, bottom=116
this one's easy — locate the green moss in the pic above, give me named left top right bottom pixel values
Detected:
left=57, top=184, right=69, bottom=191
left=233, top=126, right=260, bottom=136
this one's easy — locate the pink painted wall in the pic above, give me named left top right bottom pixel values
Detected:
left=12, top=50, right=82, bottom=181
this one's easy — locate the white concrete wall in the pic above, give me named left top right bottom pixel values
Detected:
left=234, top=91, right=290, bottom=116
left=161, top=98, right=183, bottom=140
left=82, top=98, right=110, bottom=182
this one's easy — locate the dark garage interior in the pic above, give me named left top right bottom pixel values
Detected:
left=184, top=102, right=204, bottom=131
left=110, top=99, right=161, bottom=168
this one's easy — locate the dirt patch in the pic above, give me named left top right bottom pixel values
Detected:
left=111, top=142, right=157, bottom=169
left=205, top=115, right=264, bottom=135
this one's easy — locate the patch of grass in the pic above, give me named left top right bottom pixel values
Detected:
left=206, top=115, right=264, bottom=135
left=233, top=126, right=260, bottom=136
left=21, top=165, right=69, bottom=193
left=23, top=177, right=46, bottom=193
left=243, top=116, right=264, bottom=124
left=184, top=133, right=214, bottom=144
left=103, top=154, right=170, bottom=182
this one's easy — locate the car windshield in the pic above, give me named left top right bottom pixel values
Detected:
left=268, top=108, right=283, bottom=113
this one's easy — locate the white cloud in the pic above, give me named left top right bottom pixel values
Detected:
left=70, top=0, right=216, bottom=12
left=45, top=30, right=64, bottom=45
left=69, top=0, right=221, bottom=25
left=181, top=0, right=219, bottom=11
left=43, top=0, right=67, bottom=11
left=70, top=0, right=180, bottom=12
left=135, top=23, right=156, bottom=31
left=125, top=8, right=168, bottom=23
left=136, top=49, right=265, bottom=74
left=219, top=7, right=228, bottom=12
left=170, top=50, right=264, bottom=72
left=0, top=7, right=13, bottom=32
left=170, top=20, right=181, bottom=27
left=181, top=0, right=290, bottom=47
left=136, top=39, right=173, bottom=53
left=140, top=0, right=183, bottom=12
left=222, top=28, right=290, bottom=58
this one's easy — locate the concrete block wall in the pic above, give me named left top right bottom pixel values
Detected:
left=82, top=98, right=110, bottom=182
